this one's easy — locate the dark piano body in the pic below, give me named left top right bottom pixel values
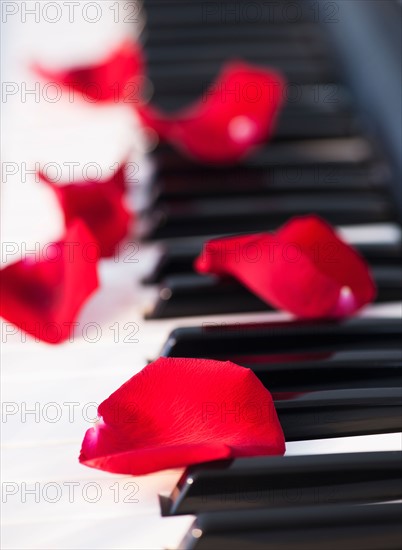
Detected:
left=138, top=1, right=402, bottom=548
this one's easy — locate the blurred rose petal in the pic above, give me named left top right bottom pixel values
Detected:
left=40, top=164, right=131, bottom=258
left=138, top=62, right=285, bottom=163
left=33, top=40, right=144, bottom=103
left=0, top=221, right=99, bottom=344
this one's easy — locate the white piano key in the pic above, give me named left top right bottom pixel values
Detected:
left=3, top=1, right=145, bottom=69
left=338, top=223, right=402, bottom=244
left=286, top=433, right=402, bottom=455
left=1, top=513, right=194, bottom=550
left=1, top=451, right=183, bottom=519
left=1, top=369, right=144, bottom=445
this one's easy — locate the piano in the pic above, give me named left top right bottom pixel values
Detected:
left=2, top=1, right=401, bottom=549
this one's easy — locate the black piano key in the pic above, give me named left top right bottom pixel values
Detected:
left=267, top=110, right=358, bottom=140
left=152, top=83, right=353, bottom=115
left=160, top=451, right=402, bottom=516
left=150, top=163, right=389, bottom=203
left=145, top=275, right=269, bottom=318
left=178, top=503, right=402, bottom=550
left=146, top=37, right=328, bottom=65
left=160, top=318, right=401, bottom=358
left=275, top=387, right=402, bottom=440
left=374, top=266, right=402, bottom=300
left=142, top=243, right=194, bottom=284
left=239, top=350, right=402, bottom=392
left=147, top=60, right=337, bottom=90
left=154, top=346, right=402, bottom=392
left=147, top=55, right=332, bottom=82
left=146, top=265, right=401, bottom=318
left=143, top=240, right=401, bottom=284
left=154, top=137, right=376, bottom=171
left=141, top=193, right=393, bottom=240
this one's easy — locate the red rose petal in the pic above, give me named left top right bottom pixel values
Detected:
left=0, top=221, right=99, bottom=344
left=79, top=357, right=285, bottom=475
left=33, top=40, right=144, bottom=103
left=39, top=164, right=131, bottom=258
left=138, top=62, right=285, bottom=164
left=195, top=215, right=377, bottom=319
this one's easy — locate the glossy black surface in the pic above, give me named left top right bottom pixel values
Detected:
left=141, top=193, right=393, bottom=240
left=179, top=502, right=402, bottom=550
left=161, top=451, right=402, bottom=515
left=146, top=266, right=401, bottom=318
left=160, top=318, right=402, bottom=357
left=275, top=387, right=402, bottom=440
left=150, top=162, right=390, bottom=202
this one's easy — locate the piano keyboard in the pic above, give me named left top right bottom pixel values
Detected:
left=2, top=1, right=401, bottom=549
left=136, top=0, right=402, bottom=547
